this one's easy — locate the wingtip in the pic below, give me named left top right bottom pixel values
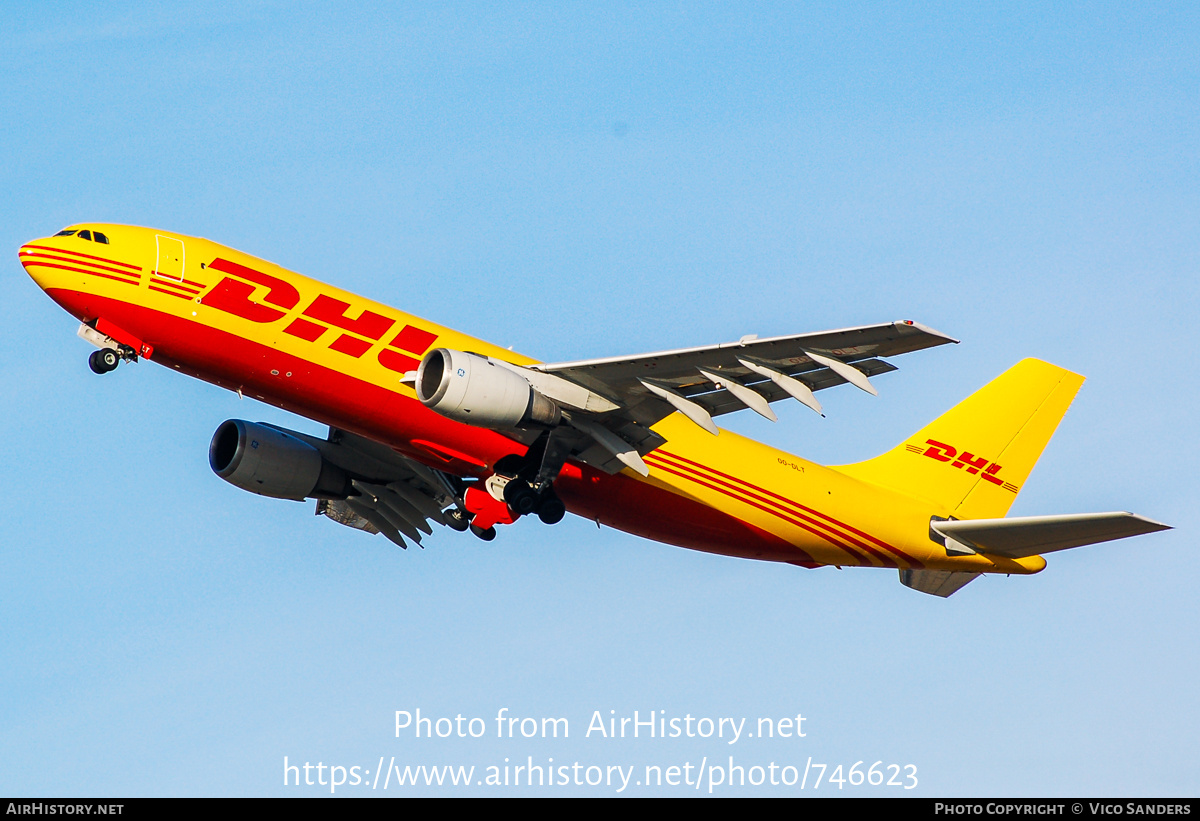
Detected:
left=898, top=320, right=960, bottom=344
left=1125, top=513, right=1173, bottom=532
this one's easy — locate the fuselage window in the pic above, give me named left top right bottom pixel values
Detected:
left=53, top=229, right=77, bottom=237
left=93, top=231, right=109, bottom=244
left=78, top=230, right=92, bottom=241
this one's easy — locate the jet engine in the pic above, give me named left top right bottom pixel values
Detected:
left=209, top=419, right=348, bottom=500
left=416, top=348, right=560, bottom=429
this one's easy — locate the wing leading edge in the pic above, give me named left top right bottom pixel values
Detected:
left=526, top=320, right=957, bottom=474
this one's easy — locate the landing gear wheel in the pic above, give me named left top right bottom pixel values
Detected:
left=470, top=523, right=497, bottom=541
left=503, top=480, right=539, bottom=517
left=89, top=348, right=119, bottom=374
left=536, top=495, right=566, bottom=525
left=444, top=508, right=471, bottom=532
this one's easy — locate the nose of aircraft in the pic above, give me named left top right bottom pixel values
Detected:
left=18, top=237, right=52, bottom=290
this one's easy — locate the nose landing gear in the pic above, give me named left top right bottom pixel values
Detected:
left=78, top=321, right=145, bottom=375
left=88, top=348, right=121, bottom=374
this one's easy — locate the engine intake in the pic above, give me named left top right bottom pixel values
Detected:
left=416, top=348, right=560, bottom=429
left=209, top=420, right=347, bottom=500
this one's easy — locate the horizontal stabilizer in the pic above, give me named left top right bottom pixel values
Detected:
left=932, top=512, right=1171, bottom=560
left=899, top=569, right=981, bottom=597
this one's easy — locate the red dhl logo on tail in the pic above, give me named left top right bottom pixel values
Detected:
left=202, top=258, right=437, bottom=374
left=905, top=439, right=1020, bottom=493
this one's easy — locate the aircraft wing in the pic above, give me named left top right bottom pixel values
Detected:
left=525, top=321, right=957, bottom=475
left=274, top=425, right=466, bottom=549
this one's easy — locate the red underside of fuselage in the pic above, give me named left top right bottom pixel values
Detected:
left=46, top=287, right=817, bottom=566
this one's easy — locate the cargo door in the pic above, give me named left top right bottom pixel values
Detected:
left=155, top=234, right=185, bottom=281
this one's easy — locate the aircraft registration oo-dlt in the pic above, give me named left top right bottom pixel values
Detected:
left=20, top=224, right=1170, bottom=597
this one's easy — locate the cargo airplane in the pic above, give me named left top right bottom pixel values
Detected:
left=19, top=224, right=1169, bottom=596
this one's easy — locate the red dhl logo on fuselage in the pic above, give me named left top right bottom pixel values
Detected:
left=201, top=258, right=438, bottom=374
left=22, top=244, right=439, bottom=373
left=906, top=439, right=1020, bottom=493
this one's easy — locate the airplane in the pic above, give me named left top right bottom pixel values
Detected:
left=19, top=223, right=1170, bottom=597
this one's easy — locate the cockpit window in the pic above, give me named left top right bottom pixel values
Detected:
left=52, top=227, right=111, bottom=244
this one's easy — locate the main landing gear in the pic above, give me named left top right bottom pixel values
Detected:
left=502, top=476, right=566, bottom=525
left=463, top=473, right=565, bottom=541
left=461, top=432, right=571, bottom=541
left=493, top=446, right=568, bottom=526
left=443, top=507, right=471, bottom=532
left=470, top=523, right=497, bottom=541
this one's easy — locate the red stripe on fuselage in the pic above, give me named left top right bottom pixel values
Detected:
left=148, top=285, right=194, bottom=300
left=23, top=244, right=142, bottom=271
left=644, top=452, right=878, bottom=566
left=22, top=250, right=144, bottom=279
left=24, top=259, right=140, bottom=287
left=150, top=277, right=203, bottom=294
left=647, top=451, right=901, bottom=567
left=553, top=463, right=819, bottom=566
left=656, top=448, right=922, bottom=569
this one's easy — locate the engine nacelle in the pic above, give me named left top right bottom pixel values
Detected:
left=209, top=420, right=345, bottom=500
left=416, top=348, right=560, bottom=429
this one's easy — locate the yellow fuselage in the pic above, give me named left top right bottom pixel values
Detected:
left=20, top=224, right=1044, bottom=576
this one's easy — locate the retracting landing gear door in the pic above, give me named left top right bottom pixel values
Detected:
left=155, top=234, right=185, bottom=281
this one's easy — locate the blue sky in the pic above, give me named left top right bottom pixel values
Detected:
left=2, top=2, right=1196, bottom=796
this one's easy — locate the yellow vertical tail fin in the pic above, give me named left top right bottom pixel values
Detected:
left=838, top=359, right=1085, bottom=519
